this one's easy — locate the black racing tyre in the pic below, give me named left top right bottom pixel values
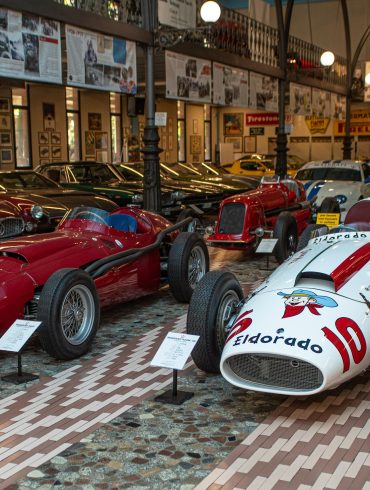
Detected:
left=168, top=232, right=209, bottom=303
left=37, top=268, right=100, bottom=360
left=273, top=212, right=298, bottom=264
left=297, top=224, right=328, bottom=251
left=187, top=271, right=243, bottom=373
left=318, top=197, right=340, bottom=214
left=176, top=208, right=202, bottom=232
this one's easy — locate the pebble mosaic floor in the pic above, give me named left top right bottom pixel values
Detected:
left=0, top=248, right=369, bottom=489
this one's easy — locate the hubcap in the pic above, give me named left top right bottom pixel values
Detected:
left=188, top=245, right=206, bottom=288
left=60, top=285, right=95, bottom=345
left=215, top=290, right=240, bottom=351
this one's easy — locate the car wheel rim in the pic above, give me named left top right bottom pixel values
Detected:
left=187, top=245, right=206, bottom=288
left=216, top=290, right=240, bottom=351
left=60, top=285, right=95, bottom=345
left=287, top=229, right=297, bottom=256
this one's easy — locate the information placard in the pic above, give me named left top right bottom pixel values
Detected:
left=0, top=320, right=41, bottom=352
left=256, top=238, right=278, bottom=253
left=151, top=332, right=199, bottom=370
left=316, top=213, right=340, bottom=228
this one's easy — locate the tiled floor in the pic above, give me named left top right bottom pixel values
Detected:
left=0, top=249, right=369, bottom=489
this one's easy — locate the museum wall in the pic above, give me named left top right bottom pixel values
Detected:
left=186, top=104, right=204, bottom=164
left=0, top=88, right=13, bottom=170
left=156, top=99, right=177, bottom=163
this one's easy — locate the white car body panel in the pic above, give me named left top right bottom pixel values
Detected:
left=220, top=232, right=370, bottom=395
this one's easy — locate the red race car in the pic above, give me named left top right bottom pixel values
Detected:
left=0, top=206, right=209, bottom=360
left=207, top=177, right=311, bottom=263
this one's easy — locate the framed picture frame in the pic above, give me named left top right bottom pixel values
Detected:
left=244, top=135, right=256, bottom=154
left=39, top=158, right=50, bottom=164
left=85, top=130, right=95, bottom=156
left=95, top=131, right=108, bottom=150
left=51, top=146, right=62, bottom=159
left=0, top=98, right=10, bottom=113
left=43, top=103, right=56, bottom=131
left=38, top=131, right=49, bottom=145
left=0, top=131, right=11, bottom=147
left=39, top=145, right=50, bottom=158
left=0, top=115, right=11, bottom=130
left=0, top=148, right=12, bottom=163
left=88, top=112, right=102, bottom=131
left=190, top=134, right=202, bottom=154
left=223, top=113, right=243, bottom=135
left=225, top=136, right=242, bottom=152
left=96, top=150, right=108, bottom=163
left=50, top=132, right=61, bottom=145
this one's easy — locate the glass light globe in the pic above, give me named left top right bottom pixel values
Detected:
left=320, top=51, right=335, bottom=67
left=200, top=1, right=221, bottom=23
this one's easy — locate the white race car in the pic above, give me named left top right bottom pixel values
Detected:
left=187, top=199, right=370, bottom=396
left=295, top=160, right=370, bottom=219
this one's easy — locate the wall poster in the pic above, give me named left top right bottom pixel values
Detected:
left=213, top=63, right=248, bottom=106
left=165, top=51, right=211, bottom=103
left=311, top=88, right=331, bottom=118
left=66, top=25, right=137, bottom=94
left=0, top=8, right=62, bottom=84
left=158, top=0, right=196, bottom=29
left=249, top=73, right=278, bottom=112
left=290, top=83, right=312, bottom=115
left=331, top=93, right=346, bottom=120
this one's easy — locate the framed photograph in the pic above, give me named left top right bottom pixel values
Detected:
left=96, top=150, right=108, bottom=163
left=224, top=113, right=243, bottom=135
left=39, top=158, right=50, bottom=164
left=244, top=136, right=256, bottom=154
left=88, top=112, right=102, bottom=131
left=190, top=134, right=201, bottom=154
left=95, top=131, right=108, bottom=150
left=0, top=114, right=11, bottom=130
left=0, top=148, right=12, bottom=163
left=38, top=131, right=49, bottom=145
left=51, top=146, right=61, bottom=158
left=50, top=132, right=61, bottom=145
left=85, top=130, right=95, bottom=156
left=0, top=131, right=11, bottom=146
left=225, top=136, right=242, bottom=152
left=39, top=145, right=50, bottom=158
left=43, top=103, right=55, bottom=131
left=0, top=98, right=10, bottom=113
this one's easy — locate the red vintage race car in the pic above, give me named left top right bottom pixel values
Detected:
left=207, top=177, right=311, bottom=263
left=0, top=206, right=209, bottom=360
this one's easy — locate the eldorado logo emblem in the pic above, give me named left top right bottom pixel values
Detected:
left=232, top=328, right=323, bottom=354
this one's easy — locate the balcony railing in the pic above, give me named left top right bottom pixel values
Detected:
left=52, top=0, right=347, bottom=89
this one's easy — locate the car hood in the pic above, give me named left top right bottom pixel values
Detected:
left=303, top=180, right=361, bottom=202
left=3, top=189, right=117, bottom=217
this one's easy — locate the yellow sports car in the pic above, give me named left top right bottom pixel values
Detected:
left=225, top=156, right=275, bottom=177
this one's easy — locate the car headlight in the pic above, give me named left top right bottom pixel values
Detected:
left=31, top=205, right=44, bottom=219
left=171, top=191, right=186, bottom=201
left=335, top=194, right=347, bottom=204
left=131, top=193, right=143, bottom=204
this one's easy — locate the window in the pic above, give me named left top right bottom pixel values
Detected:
left=110, top=93, right=122, bottom=163
left=12, top=88, right=30, bottom=168
left=66, top=87, right=80, bottom=161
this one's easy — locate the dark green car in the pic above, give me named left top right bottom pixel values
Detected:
left=35, top=161, right=143, bottom=206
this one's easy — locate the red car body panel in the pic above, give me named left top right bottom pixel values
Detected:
left=0, top=207, right=173, bottom=335
left=208, top=179, right=311, bottom=250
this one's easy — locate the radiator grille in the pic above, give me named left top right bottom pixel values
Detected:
left=226, top=353, right=323, bottom=392
left=218, top=202, right=245, bottom=234
left=0, top=217, right=24, bottom=239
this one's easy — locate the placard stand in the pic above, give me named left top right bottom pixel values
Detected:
left=154, top=369, right=193, bottom=405
left=256, top=238, right=278, bottom=271
left=0, top=319, right=41, bottom=384
left=2, top=350, right=39, bottom=384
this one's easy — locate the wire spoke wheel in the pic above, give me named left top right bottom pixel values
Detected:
left=188, top=245, right=207, bottom=288
left=60, top=285, right=95, bottom=345
left=215, top=290, right=240, bottom=351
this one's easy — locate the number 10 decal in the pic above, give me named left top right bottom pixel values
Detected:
left=322, top=317, right=366, bottom=373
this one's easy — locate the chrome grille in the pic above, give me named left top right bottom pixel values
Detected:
left=226, top=353, right=323, bottom=392
left=218, top=202, right=245, bottom=234
left=0, top=217, right=24, bottom=238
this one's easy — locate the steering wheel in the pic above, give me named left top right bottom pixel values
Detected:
left=74, top=211, right=108, bottom=225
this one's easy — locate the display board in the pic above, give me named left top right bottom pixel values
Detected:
left=158, top=0, right=196, bottom=29
left=165, top=51, right=211, bottom=103
left=249, top=73, right=278, bottom=112
left=331, top=93, right=346, bottom=120
left=213, top=62, right=248, bottom=106
left=290, top=83, right=312, bottom=115
left=0, top=8, right=62, bottom=84
left=66, top=25, right=137, bottom=94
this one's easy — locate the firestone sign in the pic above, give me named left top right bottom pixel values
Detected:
left=245, top=113, right=279, bottom=126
